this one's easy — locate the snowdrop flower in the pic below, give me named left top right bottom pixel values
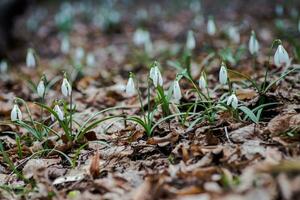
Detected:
left=74, top=47, right=85, bottom=63
left=219, top=63, right=228, bottom=85
left=274, top=44, right=290, bottom=67
left=198, top=73, right=207, bottom=89
left=61, top=76, right=72, bottom=97
left=228, top=26, right=240, bottom=44
left=37, top=76, right=46, bottom=97
left=275, top=4, right=284, bottom=16
left=248, top=31, right=259, bottom=55
left=186, top=30, right=196, bottom=51
left=149, top=64, right=163, bottom=87
left=53, top=105, right=64, bottom=121
left=133, top=29, right=150, bottom=46
left=125, top=73, right=135, bottom=96
left=207, top=16, right=216, bottom=36
left=26, top=48, right=36, bottom=68
left=0, top=60, right=8, bottom=73
left=227, top=93, right=238, bottom=109
left=61, top=36, right=70, bottom=54
left=172, top=80, right=182, bottom=101
left=11, top=104, right=22, bottom=121
left=298, top=19, right=300, bottom=33
left=86, top=53, right=96, bottom=67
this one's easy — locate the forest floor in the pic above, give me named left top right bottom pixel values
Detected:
left=0, top=1, right=300, bottom=200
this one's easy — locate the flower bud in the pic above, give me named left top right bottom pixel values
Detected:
left=0, top=60, right=8, bottom=73
left=53, top=105, right=64, bottom=121
left=274, top=44, right=290, bottom=67
left=125, top=74, right=135, bottom=96
left=186, top=30, right=196, bottom=51
left=37, top=79, right=45, bottom=97
left=61, top=36, right=70, bottom=54
left=172, top=80, right=182, bottom=101
left=219, top=63, right=228, bottom=85
left=86, top=53, right=96, bottom=67
left=61, top=76, right=72, bottom=97
left=11, top=104, right=22, bottom=121
left=207, top=16, right=216, bottom=36
left=26, top=48, right=36, bottom=68
left=248, top=31, right=259, bottom=55
left=198, top=73, right=207, bottom=89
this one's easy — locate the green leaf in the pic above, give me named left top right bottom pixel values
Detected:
left=239, top=106, right=258, bottom=123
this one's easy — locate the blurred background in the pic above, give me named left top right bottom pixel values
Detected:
left=0, top=0, right=300, bottom=64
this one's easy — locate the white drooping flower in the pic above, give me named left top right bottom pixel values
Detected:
left=298, top=19, right=300, bottom=33
left=26, top=48, right=36, bottom=68
left=227, top=93, right=238, bottom=109
left=133, top=29, right=150, bottom=46
left=86, top=53, right=96, bottom=67
left=228, top=26, right=240, bottom=44
left=248, top=31, right=259, bottom=55
left=274, top=44, right=290, bottom=67
left=219, top=63, right=228, bottom=85
left=37, top=79, right=45, bottom=97
left=198, top=73, right=207, bottom=89
left=149, top=65, right=163, bottom=87
left=207, top=16, right=216, bottom=36
left=125, top=75, right=135, bottom=96
left=61, top=36, right=70, bottom=54
left=0, top=60, right=8, bottom=73
left=74, top=47, right=85, bottom=64
left=53, top=105, right=64, bottom=121
left=186, top=30, right=196, bottom=51
left=61, top=77, right=72, bottom=97
left=172, top=80, right=182, bottom=101
left=11, top=104, right=22, bottom=121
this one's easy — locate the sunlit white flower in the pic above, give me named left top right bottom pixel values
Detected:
left=0, top=60, right=8, bottom=73
left=298, top=19, right=300, bottom=33
left=207, top=16, right=216, bottom=36
left=26, top=48, right=36, bottom=68
left=61, top=77, right=72, bottom=97
left=228, top=26, right=240, bottom=44
left=149, top=65, right=163, bottom=87
left=86, top=53, right=96, bottom=67
left=198, top=73, right=207, bottom=89
left=248, top=31, right=259, bottom=55
left=53, top=105, right=64, bottom=121
left=227, top=93, right=238, bottom=109
left=11, top=104, right=22, bottom=121
left=186, top=30, right=196, bottom=51
left=74, top=47, right=85, bottom=63
left=37, top=79, right=45, bottom=97
left=274, top=44, right=290, bottom=67
left=219, top=63, right=228, bottom=85
left=61, top=36, right=70, bottom=54
left=172, top=80, right=182, bottom=101
left=133, top=29, right=150, bottom=46
left=125, top=75, right=135, bottom=96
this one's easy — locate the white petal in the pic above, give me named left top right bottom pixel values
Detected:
left=54, top=105, right=64, bottom=121
left=186, top=30, right=196, bottom=50
left=26, top=50, right=36, bottom=68
left=231, top=95, right=238, bottom=109
left=86, top=53, right=96, bottom=67
left=125, top=77, right=135, bottom=96
left=219, top=65, right=228, bottom=85
left=207, top=18, right=216, bottom=36
left=274, top=45, right=290, bottom=67
left=173, top=80, right=182, bottom=101
left=61, top=78, right=72, bottom=97
left=11, top=105, right=22, bottom=121
left=61, top=37, right=70, bottom=54
left=0, top=61, right=8, bottom=73
left=248, top=33, right=259, bottom=55
left=226, top=95, right=233, bottom=106
left=37, top=81, right=45, bottom=97
left=199, top=75, right=207, bottom=89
